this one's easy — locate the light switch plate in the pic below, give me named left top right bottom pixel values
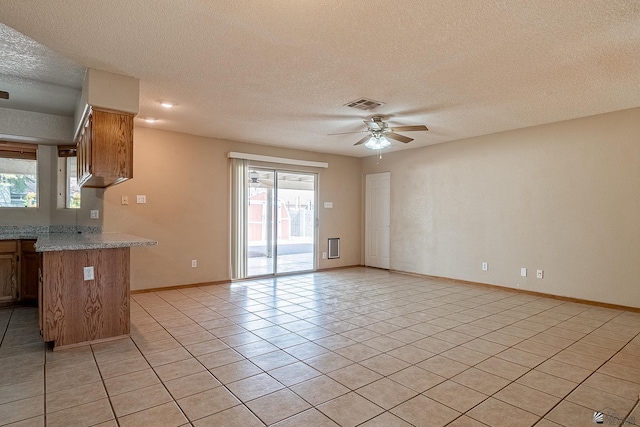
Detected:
left=83, top=266, right=95, bottom=281
left=324, top=202, right=333, bottom=208
left=90, top=210, right=99, bottom=219
left=136, top=195, right=147, bottom=204
left=536, top=269, right=544, bottom=279
left=521, top=267, right=527, bottom=277
left=121, top=196, right=129, bottom=205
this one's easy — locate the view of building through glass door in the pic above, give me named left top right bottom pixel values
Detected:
left=247, top=169, right=316, bottom=276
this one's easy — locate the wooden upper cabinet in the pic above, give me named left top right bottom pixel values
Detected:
left=77, top=107, right=134, bottom=188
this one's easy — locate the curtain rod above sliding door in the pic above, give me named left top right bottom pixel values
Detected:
left=227, top=152, right=328, bottom=169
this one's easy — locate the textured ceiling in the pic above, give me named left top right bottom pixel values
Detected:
left=0, top=1, right=639, bottom=157
left=0, top=24, right=84, bottom=116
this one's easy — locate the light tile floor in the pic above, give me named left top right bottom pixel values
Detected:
left=1, top=267, right=640, bottom=426
left=248, top=252, right=314, bottom=276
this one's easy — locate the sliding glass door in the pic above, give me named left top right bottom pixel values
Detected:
left=246, top=169, right=316, bottom=277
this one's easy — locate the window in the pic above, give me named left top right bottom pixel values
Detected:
left=0, top=143, right=38, bottom=208
left=58, top=145, right=80, bottom=209
left=66, top=157, right=80, bottom=208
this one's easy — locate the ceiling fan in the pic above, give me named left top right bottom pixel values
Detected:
left=249, top=170, right=273, bottom=188
left=330, top=116, right=428, bottom=150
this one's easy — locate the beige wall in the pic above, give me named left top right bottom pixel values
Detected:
left=11, top=107, right=637, bottom=308
left=103, top=127, right=362, bottom=291
left=0, top=144, right=103, bottom=227
left=362, top=108, right=640, bottom=308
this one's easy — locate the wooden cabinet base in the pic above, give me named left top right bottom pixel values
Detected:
left=42, top=247, right=130, bottom=349
left=50, top=334, right=131, bottom=352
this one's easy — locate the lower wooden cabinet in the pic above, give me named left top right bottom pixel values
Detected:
left=20, top=240, right=41, bottom=302
left=41, top=247, right=130, bottom=349
left=0, top=239, right=42, bottom=304
left=0, top=241, right=17, bottom=302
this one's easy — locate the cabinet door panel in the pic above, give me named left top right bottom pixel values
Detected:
left=92, top=109, right=133, bottom=179
left=21, top=251, right=40, bottom=300
left=0, top=254, right=17, bottom=301
left=77, top=114, right=92, bottom=185
left=42, top=248, right=130, bottom=347
left=77, top=108, right=133, bottom=188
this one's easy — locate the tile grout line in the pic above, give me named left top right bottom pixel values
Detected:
left=343, top=278, right=634, bottom=425
left=499, top=309, right=640, bottom=425
left=138, top=285, right=361, bottom=426
left=128, top=301, right=207, bottom=426
left=619, top=394, right=640, bottom=427
left=132, top=294, right=293, bottom=426
left=0, top=307, right=14, bottom=347
left=42, top=337, right=47, bottom=427
left=0, top=307, right=47, bottom=426
left=160, top=279, right=410, bottom=423
left=90, top=343, right=122, bottom=427
left=145, top=279, right=526, bottom=427
left=164, top=276, right=580, bottom=422
left=125, top=269, right=640, bottom=427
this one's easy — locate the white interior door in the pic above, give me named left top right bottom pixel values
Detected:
left=365, top=172, right=390, bottom=269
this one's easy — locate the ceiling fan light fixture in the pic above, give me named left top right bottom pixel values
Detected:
left=364, top=136, right=391, bottom=150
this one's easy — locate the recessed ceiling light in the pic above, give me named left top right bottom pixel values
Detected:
left=143, top=117, right=158, bottom=123
left=160, top=101, right=175, bottom=108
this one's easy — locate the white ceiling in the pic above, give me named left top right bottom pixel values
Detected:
left=0, top=24, right=85, bottom=116
left=0, top=1, right=639, bottom=157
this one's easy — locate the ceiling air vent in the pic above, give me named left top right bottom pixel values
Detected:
left=344, top=98, right=384, bottom=111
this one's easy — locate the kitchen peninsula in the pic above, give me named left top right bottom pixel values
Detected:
left=35, top=230, right=157, bottom=350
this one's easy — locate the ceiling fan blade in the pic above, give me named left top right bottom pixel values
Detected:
left=0, top=91, right=9, bottom=99
left=391, top=125, right=428, bottom=132
left=386, top=132, right=413, bottom=143
left=354, top=135, right=371, bottom=146
left=328, top=130, right=368, bottom=136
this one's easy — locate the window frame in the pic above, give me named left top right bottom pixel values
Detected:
left=0, top=142, right=38, bottom=209
left=57, top=145, right=80, bottom=209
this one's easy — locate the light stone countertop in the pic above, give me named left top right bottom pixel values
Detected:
left=34, top=232, right=157, bottom=252
left=0, top=225, right=102, bottom=240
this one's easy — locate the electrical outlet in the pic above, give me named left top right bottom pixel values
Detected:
left=536, top=269, right=544, bottom=279
left=521, top=267, right=527, bottom=277
left=191, top=259, right=197, bottom=268
left=121, top=196, right=129, bottom=205
left=136, top=195, right=147, bottom=204
left=83, top=266, right=94, bottom=281
left=482, top=262, right=488, bottom=271
left=322, top=252, right=327, bottom=259
left=90, top=210, right=99, bottom=219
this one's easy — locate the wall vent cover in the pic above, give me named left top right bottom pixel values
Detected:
left=328, top=238, right=340, bottom=259
left=344, top=98, right=384, bottom=111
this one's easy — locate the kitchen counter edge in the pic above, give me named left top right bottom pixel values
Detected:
left=34, top=232, right=157, bottom=252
